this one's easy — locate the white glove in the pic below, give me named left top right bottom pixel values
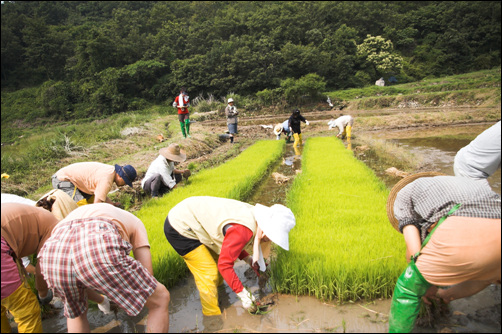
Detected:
left=236, top=288, right=257, bottom=312
left=276, top=135, right=280, bottom=140
left=306, top=121, right=310, bottom=125
left=98, top=295, right=113, bottom=315
left=172, top=101, right=177, bottom=108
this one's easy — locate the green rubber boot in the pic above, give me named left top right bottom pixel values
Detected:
left=388, top=261, right=431, bottom=333
left=180, top=121, right=186, bottom=138
left=185, top=119, right=191, bottom=137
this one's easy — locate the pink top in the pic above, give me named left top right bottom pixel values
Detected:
left=55, top=162, right=115, bottom=203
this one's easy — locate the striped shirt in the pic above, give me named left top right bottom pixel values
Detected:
left=394, top=176, right=501, bottom=241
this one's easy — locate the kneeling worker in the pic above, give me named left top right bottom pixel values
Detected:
left=164, top=196, right=296, bottom=316
left=386, top=172, right=501, bottom=333
left=142, top=144, right=191, bottom=198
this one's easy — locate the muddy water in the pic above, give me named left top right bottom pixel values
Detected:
left=38, top=127, right=501, bottom=333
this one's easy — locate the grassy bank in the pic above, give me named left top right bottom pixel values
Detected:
left=270, top=137, right=406, bottom=302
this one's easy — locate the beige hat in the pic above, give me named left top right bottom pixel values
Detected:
left=273, top=123, right=283, bottom=136
left=386, top=171, right=446, bottom=232
left=160, top=144, right=186, bottom=162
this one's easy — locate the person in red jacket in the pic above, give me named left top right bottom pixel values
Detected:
left=173, top=88, right=191, bottom=138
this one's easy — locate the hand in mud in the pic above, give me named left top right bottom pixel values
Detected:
left=422, top=285, right=440, bottom=305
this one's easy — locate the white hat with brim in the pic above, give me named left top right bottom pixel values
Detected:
left=253, top=203, right=296, bottom=250
left=273, top=124, right=283, bottom=136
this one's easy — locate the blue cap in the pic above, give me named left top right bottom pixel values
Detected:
left=115, top=164, right=137, bottom=187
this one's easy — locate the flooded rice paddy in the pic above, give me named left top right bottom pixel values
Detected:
left=36, top=124, right=500, bottom=333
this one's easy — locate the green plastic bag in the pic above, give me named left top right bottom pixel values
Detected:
left=388, top=260, right=431, bottom=333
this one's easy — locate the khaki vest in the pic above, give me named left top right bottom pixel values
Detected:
left=168, top=196, right=257, bottom=254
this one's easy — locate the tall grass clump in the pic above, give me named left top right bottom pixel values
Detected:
left=270, top=137, right=406, bottom=302
left=135, top=140, right=284, bottom=288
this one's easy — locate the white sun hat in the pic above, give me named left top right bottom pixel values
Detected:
left=253, top=203, right=296, bottom=250
left=273, top=123, right=283, bottom=136
left=228, top=98, right=234, bottom=103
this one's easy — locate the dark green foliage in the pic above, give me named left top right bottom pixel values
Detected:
left=1, top=1, right=500, bottom=120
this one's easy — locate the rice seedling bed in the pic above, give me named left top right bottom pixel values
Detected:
left=270, top=137, right=406, bottom=302
left=135, top=140, right=284, bottom=287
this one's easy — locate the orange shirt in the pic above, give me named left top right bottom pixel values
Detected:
left=55, top=162, right=115, bottom=203
left=59, top=203, right=150, bottom=251
left=1, top=203, right=59, bottom=257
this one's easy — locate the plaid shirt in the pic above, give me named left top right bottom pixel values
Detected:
left=394, top=176, right=501, bottom=241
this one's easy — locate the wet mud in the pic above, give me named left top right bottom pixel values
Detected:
left=27, top=124, right=502, bottom=333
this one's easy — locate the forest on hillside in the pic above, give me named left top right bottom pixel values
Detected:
left=1, top=1, right=500, bottom=118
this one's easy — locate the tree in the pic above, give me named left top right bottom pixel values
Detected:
left=357, top=35, right=403, bottom=79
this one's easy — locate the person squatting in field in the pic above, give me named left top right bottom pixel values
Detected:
left=274, top=120, right=293, bottom=142
left=141, top=144, right=191, bottom=198
left=164, top=196, right=295, bottom=316
left=38, top=204, right=170, bottom=333
left=52, top=162, right=137, bottom=207
left=386, top=173, right=501, bottom=333
left=288, top=109, right=309, bottom=154
left=328, top=115, right=354, bottom=139
left=1, top=203, right=59, bottom=333
left=225, top=98, right=239, bottom=143
left=173, top=87, right=191, bottom=138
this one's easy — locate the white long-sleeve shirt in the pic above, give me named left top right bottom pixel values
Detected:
left=141, top=155, right=176, bottom=189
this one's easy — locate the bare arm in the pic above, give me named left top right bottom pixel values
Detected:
left=402, top=225, right=421, bottom=262
left=133, top=246, right=154, bottom=275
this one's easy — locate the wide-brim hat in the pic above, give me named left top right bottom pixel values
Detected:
left=273, top=124, right=283, bottom=135
left=386, top=171, right=446, bottom=232
left=114, top=164, right=137, bottom=187
left=253, top=203, right=296, bottom=250
left=160, top=144, right=186, bottom=163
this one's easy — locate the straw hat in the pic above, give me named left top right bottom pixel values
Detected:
left=160, top=144, right=186, bottom=163
left=386, top=171, right=445, bottom=232
left=273, top=123, right=283, bottom=136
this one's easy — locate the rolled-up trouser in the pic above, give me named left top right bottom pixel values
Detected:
left=388, top=261, right=431, bottom=333
left=1, top=284, right=42, bottom=333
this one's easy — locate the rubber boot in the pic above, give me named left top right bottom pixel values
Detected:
left=185, top=119, right=191, bottom=137
left=230, top=135, right=234, bottom=143
left=388, top=261, right=431, bottom=333
left=293, top=133, right=300, bottom=148
left=299, top=133, right=303, bottom=146
left=346, top=125, right=352, bottom=139
left=180, top=121, right=186, bottom=138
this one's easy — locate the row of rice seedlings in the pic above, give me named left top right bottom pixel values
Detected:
left=135, top=140, right=285, bottom=288
left=270, top=137, right=406, bottom=302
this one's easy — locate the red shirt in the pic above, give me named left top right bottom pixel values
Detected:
left=217, top=224, right=252, bottom=293
left=174, top=94, right=190, bottom=115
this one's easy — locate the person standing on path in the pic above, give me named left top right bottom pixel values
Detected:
left=454, top=120, right=501, bottom=189
left=173, top=87, right=191, bottom=138
left=328, top=115, right=354, bottom=139
left=141, top=144, right=191, bottom=198
left=225, top=98, right=239, bottom=144
left=52, top=162, right=137, bottom=207
left=164, top=196, right=295, bottom=316
left=288, top=109, right=309, bottom=154
left=386, top=172, right=501, bottom=333
left=38, top=203, right=171, bottom=333
left=1, top=203, right=60, bottom=333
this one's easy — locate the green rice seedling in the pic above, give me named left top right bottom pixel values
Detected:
left=270, top=137, right=406, bottom=302
left=135, top=140, right=284, bottom=287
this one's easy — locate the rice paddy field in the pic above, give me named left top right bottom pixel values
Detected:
left=135, top=139, right=285, bottom=287
left=270, top=137, right=407, bottom=302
